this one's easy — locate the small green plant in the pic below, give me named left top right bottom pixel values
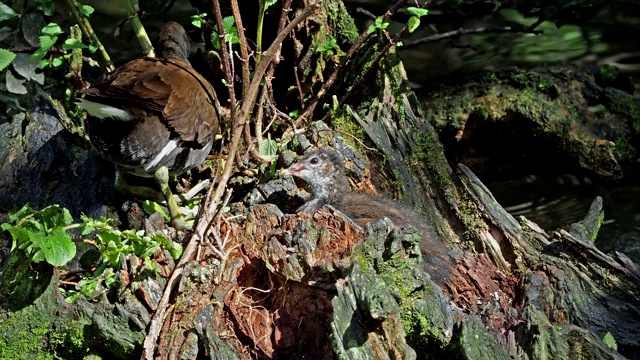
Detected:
left=2, top=204, right=77, bottom=266
left=2, top=203, right=183, bottom=301
left=367, top=17, right=389, bottom=35
left=191, top=13, right=207, bottom=28
left=316, top=37, right=345, bottom=57
left=603, top=332, right=617, bottom=351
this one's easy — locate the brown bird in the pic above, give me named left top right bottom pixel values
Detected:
left=282, top=149, right=456, bottom=285
left=78, top=22, right=219, bottom=229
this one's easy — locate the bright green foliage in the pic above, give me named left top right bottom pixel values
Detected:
left=407, top=7, right=428, bottom=33
left=142, top=200, right=170, bottom=221
left=75, top=2, right=94, bottom=17
left=0, top=48, right=16, bottom=72
left=191, top=13, right=207, bottom=28
left=62, top=38, right=87, bottom=50
left=367, top=17, right=389, bottom=35
left=2, top=204, right=76, bottom=267
left=316, top=37, right=345, bottom=57
left=2, top=203, right=183, bottom=302
left=32, top=22, right=64, bottom=62
left=222, top=16, right=240, bottom=45
left=603, top=332, right=617, bottom=351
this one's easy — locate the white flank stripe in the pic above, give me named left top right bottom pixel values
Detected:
left=145, top=140, right=178, bottom=171
left=77, top=99, right=133, bottom=121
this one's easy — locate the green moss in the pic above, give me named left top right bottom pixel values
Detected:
left=325, top=1, right=358, bottom=44
left=409, top=132, right=456, bottom=204
left=599, top=65, right=618, bottom=81
left=331, top=112, right=365, bottom=143
left=0, top=288, right=90, bottom=360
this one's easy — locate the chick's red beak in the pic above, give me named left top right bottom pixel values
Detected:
left=281, top=162, right=304, bottom=176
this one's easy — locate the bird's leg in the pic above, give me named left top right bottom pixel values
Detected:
left=114, top=168, right=164, bottom=202
left=154, top=166, right=189, bottom=230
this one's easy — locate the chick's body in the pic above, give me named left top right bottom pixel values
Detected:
left=283, top=149, right=456, bottom=285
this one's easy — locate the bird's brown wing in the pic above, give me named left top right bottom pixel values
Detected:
left=83, top=58, right=219, bottom=146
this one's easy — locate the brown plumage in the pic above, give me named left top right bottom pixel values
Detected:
left=78, top=22, right=219, bottom=229
left=282, top=149, right=456, bottom=285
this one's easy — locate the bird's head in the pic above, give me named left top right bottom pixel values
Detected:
left=281, top=149, right=347, bottom=202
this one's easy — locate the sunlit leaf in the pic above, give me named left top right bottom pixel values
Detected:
left=0, top=48, right=16, bottom=72
left=62, top=38, right=87, bottom=50
left=30, top=227, right=76, bottom=267
left=407, top=7, right=428, bottom=17
left=408, top=16, right=420, bottom=33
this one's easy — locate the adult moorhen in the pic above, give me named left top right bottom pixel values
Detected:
left=78, top=22, right=219, bottom=229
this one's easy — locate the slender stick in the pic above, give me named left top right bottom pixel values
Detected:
left=230, top=0, right=251, bottom=99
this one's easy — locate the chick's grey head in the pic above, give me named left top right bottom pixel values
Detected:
left=282, top=149, right=348, bottom=213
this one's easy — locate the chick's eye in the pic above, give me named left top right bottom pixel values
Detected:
left=309, top=157, right=319, bottom=165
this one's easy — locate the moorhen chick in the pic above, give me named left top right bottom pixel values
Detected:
left=78, top=22, right=219, bottom=230
left=282, top=149, right=456, bottom=285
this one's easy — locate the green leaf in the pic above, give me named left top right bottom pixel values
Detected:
left=142, top=200, right=170, bottom=221
left=37, top=205, right=74, bottom=229
left=259, top=139, right=278, bottom=157
left=88, top=38, right=99, bottom=53
left=408, top=16, right=420, bottom=33
left=317, top=38, right=337, bottom=54
left=407, top=7, right=428, bottom=17
left=51, top=57, right=64, bottom=68
left=8, top=203, right=35, bottom=223
left=191, top=13, right=207, bottom=28
left=0, top=3, right=18, bottom=22
left=37, top=35, right=57, bottom=53
left=367, top=24, right=376, bottom=35
left=41, top=23, right=63, bottom=36
left=62, top=38, right=87, bottom=50
left=1, top=224, right=30, bottom=251
left=603, top=332, right=617, bottom=350
left=30, top=227, right=76, bottom=267
left=375, top=17, right=388, bottom=30
left=76, top=3, right=94, bottom=17
left=36, top=0, right=55, bottom=16
left=222, top=16, right=240, bottom=44
left=262, top=0, right=277, bottom=10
